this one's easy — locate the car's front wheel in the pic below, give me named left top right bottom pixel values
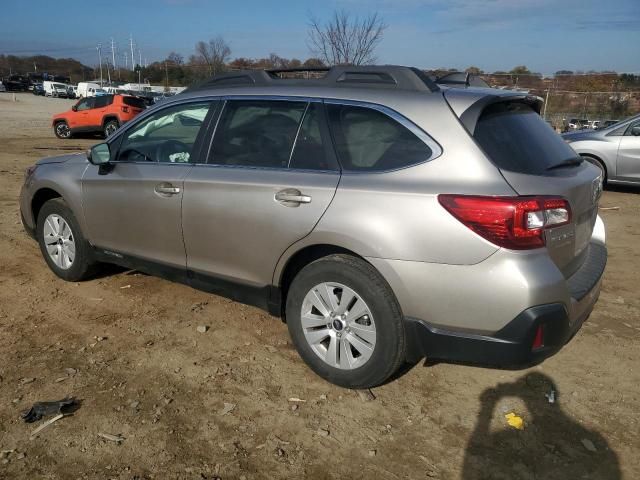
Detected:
left=286, top=254, right=406, bottom=388
left=54, top=121, right=72, bottom=139
left=37, top=198, right=96, bottom=281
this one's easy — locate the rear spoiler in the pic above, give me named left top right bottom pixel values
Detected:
left=444, top=89, right=543, bottom=134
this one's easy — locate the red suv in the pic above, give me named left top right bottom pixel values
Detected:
left=52, top=94, right=146, bottom=139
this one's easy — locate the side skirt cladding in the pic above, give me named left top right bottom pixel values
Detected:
left=91, top=247, right=282, bottom=317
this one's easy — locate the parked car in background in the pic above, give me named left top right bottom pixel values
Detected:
left=568, top=118, right=589, bottom=130
left=0, top=81, right=6, bottom=93
left=563, top=113, right=640, bottom=186
left=51, top=94, right=146, bottom=139
left=43, top=81, right=69, bottom=98
left=67, top=86, right=78, bottom=99
left=32, top=84, right=45, bottom=96
left=23, top=66, right=607, bottom=388
left=76, top=82, right=107, bottom=98
left=589, top=120, right=601, bottom=130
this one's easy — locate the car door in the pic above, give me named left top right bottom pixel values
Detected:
left=82, top=100, right=217, bottom=269
left=68, top=97, right=93, bottom=129
left=616, top=120, right=640, bottom=181
left=88, top=95, right=113, bottom=129
left=182, top=99, right=340, bottom=293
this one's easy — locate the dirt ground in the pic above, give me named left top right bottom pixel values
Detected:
left=0, top=93, right=638, bottom=480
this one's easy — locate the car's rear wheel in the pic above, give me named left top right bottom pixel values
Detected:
left=54, top=121, right=72, bottom=139
left=37, top=198, right=96, bottom=281
left=104, top=119, right=119, bottom=138
left=286, top=254, right=405, bottom=388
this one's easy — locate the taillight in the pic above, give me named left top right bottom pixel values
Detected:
left=121, top=106, right=129, bottom=113
left=438, top=195, right=571, bottom=250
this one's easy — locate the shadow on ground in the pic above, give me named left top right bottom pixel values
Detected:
left=462, top=372, right=621, bottom=480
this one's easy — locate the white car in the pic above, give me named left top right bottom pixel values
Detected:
left=0, top=81, right=6, bottom=92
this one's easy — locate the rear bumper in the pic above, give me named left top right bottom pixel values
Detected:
left=405, top=299, right=594, bottom=367
left=404, top=243, right=606, bottom=367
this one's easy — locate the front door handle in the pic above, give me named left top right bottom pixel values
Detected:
left=155, top=183, right=181, bottom=196
left=275, top=188, right=311, bottom=206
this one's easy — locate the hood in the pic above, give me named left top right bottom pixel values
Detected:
left=35, top=153, right=87, bottom=166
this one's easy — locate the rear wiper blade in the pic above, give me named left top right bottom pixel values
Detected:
left=546, top=156, right=584, bottom=170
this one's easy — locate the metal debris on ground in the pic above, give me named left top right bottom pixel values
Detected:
left=287, top=397, right=306, bottom=403
left=598, top=206, right=620, bottom=211
left=98, top=433, right=125, bottom=444
left=21, top=397, right=77, bottom=423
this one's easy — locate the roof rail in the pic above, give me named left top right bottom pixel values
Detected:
left=185, top=65, right=440, bottom=93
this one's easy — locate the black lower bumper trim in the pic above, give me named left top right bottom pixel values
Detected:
left=405, top=302, right=590, bottom=368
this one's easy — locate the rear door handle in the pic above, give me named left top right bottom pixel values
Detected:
left=155, top=183, right=181, bottom=195
left=275, top=189, right=311, bottom=206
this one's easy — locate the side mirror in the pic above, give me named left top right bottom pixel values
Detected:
left=72, top=105, right=78, bottom=112
left=87, top=143, right=111, bottom=166
left=631, top=126, right=640, bottom=136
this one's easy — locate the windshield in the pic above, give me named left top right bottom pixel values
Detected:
left=474, top=101, right=578, bottom=175
left=599, top=113, right=640, bottom=131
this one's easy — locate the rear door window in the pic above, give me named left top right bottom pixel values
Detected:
left=93, top=95, right=114, bottom=108
left=327, top=103, right=433, bottom=171
left=210, top=100, right=307, bottom=168
left=474, top=102, right=578, bottom=174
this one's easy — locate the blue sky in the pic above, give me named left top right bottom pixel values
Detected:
left=1, top=0, right=639, bottom=74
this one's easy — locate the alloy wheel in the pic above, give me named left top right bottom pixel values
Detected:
left=300, top=282, right=376, bottom=370
left=43, top=214, right=75, bottom=270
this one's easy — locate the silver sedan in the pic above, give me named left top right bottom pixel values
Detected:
left=563, top=114, right=640, bottom=185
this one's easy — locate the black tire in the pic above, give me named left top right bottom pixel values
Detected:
left=36, top=198, right=96, bottom=282
left=286, top=254, right=406, bottom=388
left=103, top=119, right=119, bottom=138
left=54, top=121, right=72, bottom=139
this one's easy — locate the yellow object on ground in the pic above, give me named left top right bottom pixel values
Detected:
left=505, top=412, right=525, bottom=430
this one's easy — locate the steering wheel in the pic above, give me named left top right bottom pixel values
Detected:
left=156, top=140, right=190, bottom=163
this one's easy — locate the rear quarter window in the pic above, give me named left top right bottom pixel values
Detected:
left=474, top=102, right=577, bottom=175
left=327, top=104, right=433, bottom=172
left=123, top=96, right=147, bottom=109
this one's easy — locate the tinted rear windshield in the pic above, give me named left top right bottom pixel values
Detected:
left=123, top=96, right=147, bottom=109
left=474, top=102, right=577, bottom=174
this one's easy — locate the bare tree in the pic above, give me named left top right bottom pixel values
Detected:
left=307, top=10, right=386, bottom=66
left=195, top=36, right=231, bottom=76
left=167, top=51, right=184, bottom=66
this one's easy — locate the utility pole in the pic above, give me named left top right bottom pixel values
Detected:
left=111, top=37, right=117, bottom=74
left=543, top=88, right=550, bottom=120
left=130, top=35, right=135, bottom=71
left=165, top=61, right=169, bottom=89
left=97, top=43, right=103, bottom=87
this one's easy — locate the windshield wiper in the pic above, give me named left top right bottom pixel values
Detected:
left=546, top=156, right=584, bottom=171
